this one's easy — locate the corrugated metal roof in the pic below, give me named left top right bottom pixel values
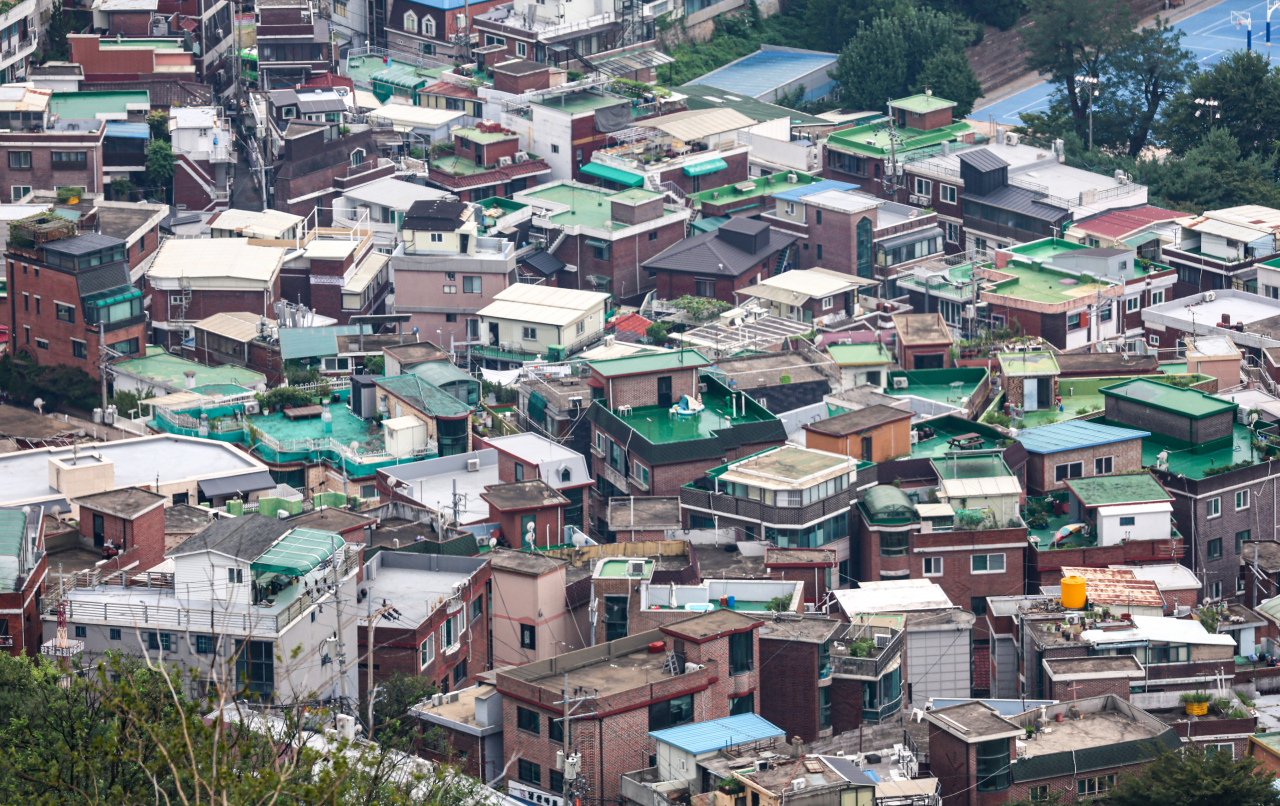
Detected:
left=1015, top=420, right=1150, bottom=454
left=646, top=108, right=758, bottom=141
left=278, top=324, right=371, bottom=360
left=1183, top=216, right=1269, bottom=242
left=974, top=184, right=1067, bottom=221
left=648, top=713, right=784, bottom=754
left=590, top=349, right=710, bottom=378
left=957, top=148, right=1008, bottom=172
left=1058, top=567, right=1165, bottom=608
left=684, top=47, right=837, bottom=99
left=193, top=312, right=275, bottom=343
left=769, top=179, right=859, bottom=202
left=878, top=225, right=943, bottom=251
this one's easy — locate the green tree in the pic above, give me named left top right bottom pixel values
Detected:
left=646, top=321, right=669, bottom=344
left=367, top=673, right=439, bottom=748
left=912, top=48, right=983, bottom=118
left=364, top=355, right=386, bottom=375
left=965, top=0, right=1024, bottom=30
left=1159, top=49, right=1280, bottom=158
left=801, top=0, right=910, bottom=54
left=145, top=139, right=175, bottom=202
left=1108, top=745, right=1280, bottom=806
left=1098, top=17, right=1197, bottom=156
left=832, top=6, right=979, bottom=112
left=145, top=110, right=170, bottom=142
left=42, top=1, right=72, bottom=62
left=1021, top=0, right=1133, bottom=142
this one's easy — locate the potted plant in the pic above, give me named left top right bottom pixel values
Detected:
left=1179, top=691, right=1211, bottom=715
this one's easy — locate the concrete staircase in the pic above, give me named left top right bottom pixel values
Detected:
left=966, top=0, right=1180, bottom=97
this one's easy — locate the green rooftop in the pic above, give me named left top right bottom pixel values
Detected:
left=610, top=389, right=771, bottom=444
left=430, top=154, right=489, bottom=176
left=827, top=120, right=974, bottom=158
left=454, top=126, right=518, bottom=145
left=116, top=346, right=266, bottom=391
left=1007, top=238, right=1088, bottom=261
left=910, top=416, right=1006, bottom=458
left=597, top=558, right=654, bottom=578
left=827, top=343, right=893, bottom=366
left=886, top=367, right=987, bottom=406
left=252, top=527, right=342, bottom=577
left=100, top=38, right=183, bottom=49
left=346, top=54, right=445, bottom=90
left=50, top=90, right=150, bottom=119
left=376, top=374, right=472, bottom=417
left=591, top=349, right=710, bottom=378
left=1100, top=378, right=1237, bottom=419
left=998, top=351, right=1059, bottom=377
left=1087, top=417, right=1259, bottom=479
left=1065, top=472, right=1172, bottom=507
left=688, top=171, right=823, bottom=208
left=891, top=94, right=958, bottom=114
left=679, top=84, right=829, bottom=126
left=985, top=260, right=1120, bottom=305
left=934, top=453, right=1014, bottom=481
left=522, top=184, right=666, bottom=231
left=531, top=89, right=629, bottom=113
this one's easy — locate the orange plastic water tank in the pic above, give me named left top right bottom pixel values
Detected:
left=1061, top=576, right=1087, bottom=610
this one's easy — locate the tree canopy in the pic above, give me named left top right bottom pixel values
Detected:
left=1108, top=746, right=1280, bottom=806
left=1160, top=49, right=1280, bottom=158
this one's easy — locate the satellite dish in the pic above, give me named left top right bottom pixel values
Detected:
left=488, top=537, right=498, bottom=548
left=32, top=397, right=44, bottom=414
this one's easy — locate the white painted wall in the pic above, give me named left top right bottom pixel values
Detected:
left=1097, top=508, right=1171, bottom=546
left=907, top=624, right=972, bottom=708
left=526, top=106, right=575, bottom=182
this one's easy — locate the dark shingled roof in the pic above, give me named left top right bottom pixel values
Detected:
left=957, top=148, right=1008, bottom=172
left=169, top=514, right=293, bottom=561
left=71, top=487, right=166, bottom=519
left=404, top=199, right=469, bottom=231
left=643, top=219, right=796, bottom=276
left=46, top=232, right=126, bottom=256
left=974, top=184, right=1069, bottom=222
left=492, top=59, right=550, bottom=76
left=165, top=503, right=215, bottom=534
left=81, top=80, right=213, bottom=107
left=805, top=404, right=912, bottom=436
left=75, top=264, right=132, bottom=297
left=519, top=249, right=567, bottom=277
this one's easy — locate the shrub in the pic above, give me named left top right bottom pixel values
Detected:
left=262, top=387, right=314, bottom=409
left=1179, top=691, right=1212, bottom=704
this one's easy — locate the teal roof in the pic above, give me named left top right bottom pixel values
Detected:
left=589, top=349, right=711, bottom=378
left=649, top=713, right=784, bottom=754
left=115, top=346, right=266, bottom=391
left=827, top=342, right=892, bottom=366
left=278, top=325, right=373, bottom=360
left=251, top=527, right=341, bottom=576
left=376, top=374, right=473, bottom=417
left=1016, top=420, right=1150, bottom=454
left=408, top=360, right=477, bottom=389
left=1100, top=378, right=1237, bottom=419
left=580, top=161, right=644, bottom=188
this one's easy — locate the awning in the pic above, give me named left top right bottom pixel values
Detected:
left=104, top=122, right=150, bottom=139
left=251, top=526, right=342, bottom=577
left=528, top=391, right=547, bottom=424
left=684, top=157, right=727, bottom=177
left=580, top=161, right=644, bottom=188
left=198, top=470, right=277, bottom=499
left=1122, top=231, right=1161, bottom=248
left=878, top=226, right=943, bottom=251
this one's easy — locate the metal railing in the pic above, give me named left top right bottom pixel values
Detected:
left=831, top=628, right=904, bottom=680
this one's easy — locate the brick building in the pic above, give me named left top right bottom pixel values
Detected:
left=482, top=432, right=592, bottom=533
left=188, top=312, right=284, bottom=384
left=755, top=616, right=842, bottom=742
left=0, top=85, right=106, bottom=202
left=357, top=550, right=490, bottom=696
left=496, top=609, right=763, bottom=805
left=272, top=125, right=389, bottom=225
left=803, top=405, right=913, bottom=463
left=1041, top=656, right=1144, bottom=702
left=68, top=34, right=197, bottom=82
left=607, top=496, right=680, bottom=543
left=487, top=549, right=583, bottom=668
left=423, top=124, right=550, bottom=203
left=0, top=507, right=47, bottom=658
left=890, top=313, right=952, bottom=370
left=643, top=218, right=797, bottom=305
left=69, top=487, right=168, bottom=573
left=255, top=0, right=331, bottom=87
left=587, top=350, right=787, bottom=538
left=169, top=107, right=235, bottom=212
left=1016, top=420, right=1149, bottom=496
left=7, top=214, right=145, bottom=374
left=925, top=696, right=1180, bottom=806
left=480, top=479, right=569, bottom=550
left=763, top=548, right=839, bottom=605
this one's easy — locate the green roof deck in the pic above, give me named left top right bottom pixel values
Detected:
left=891, top=94, right=958, bottom=114
left=934, top=453, right=1014, bottom=480
left=531, top=90, right=628, bottom=113
left=1016, top=373, right=1212, bottom=428
left=911, top=417, right=1006, bottom=459
left=598, top=558, right=654, bottom=578
left=1025, top=500, right=1094, bottom=551
left=986, top=260, right=1119, bottom=305
left=252, top=527, right=342, bottom=577
left=431, top=154, right=489, bottom=176
left=687, top=171, right=823, bottom=208
left=376, top=374, right=472, bottom=417
left=827, top=343, right=893, bottom=366
left=454, top=126, right=518, bottom=145
left=590, top=349, right=709, bottom=378
left=1133, top=421, right=1260, bottom=480
left=522, top=184, right=665, bottom=231
left=1101, top=378, right=1237, bottom=419
left=1007, top=238, right=1088, bottom=261
left=116, top=346, right=266, bottom=391
left=1065, top=473, right=1172, bottom=507
left=51, top=90, right=150, bottom=119
left=610, top=392, right=772, bottom=444
left=827, top=120, right=974, bottom=158
left=250, top=401, right=385, bottom=456
left=999, top=351, right=1059, bottom=377
left=100, top=38, right=183, bottom=49
left=346, top=55, right=445, bottom=88
left=886, top=367, right=987, bottom=406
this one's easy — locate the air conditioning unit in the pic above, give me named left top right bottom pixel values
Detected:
left=451, top=582, right=465, bottom=599
left=514, top=151, right=529, bottom=163
left=467, top=457, right=481, bottom=472
left=786, top=173, right=797, bottom=183
left=874, top=633, right=892, bottom=648
left=791, top=780, right=807, bottom=792
left=431, top=693, right=444, bottom=706
left=500, top=342, right=512, bottom=351
left=893, top=377, right=909, bottom=390
left=909, top=430, right=919, bottom=444
left=627, top=559, right=645, bottom=576
left=447, top=691, right=461, bottom=703
left=1005, top=131, right=1020, bottom=147
left=497, top=156, right=512, bottom=167
left=244, top=400, right=261, bottom=415
left=909, top=194, right=926, bottom=205
left=698, top=383, right=708, bottom=392
left=569, top=395, right=582, bottom=409
left=1204, top=291, right=1216, bottom=302
left=685, top=662, right=704, bottom=673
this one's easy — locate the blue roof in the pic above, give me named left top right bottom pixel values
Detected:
left=278, top=324, right=373, bottom=360
left=1015, top=420, right=1150, bottom=454
left=104, top=122, right=150, bottom=139
left=770, top=180, right=859, bottom=202
left=930, top=698, right=1056, bottom=716
left=685, top=47, right=837, bottom=99
left=648, top=713, right=784, bottom=754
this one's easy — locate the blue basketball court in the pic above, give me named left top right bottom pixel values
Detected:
left=973, top=0, right=1271, bottom=126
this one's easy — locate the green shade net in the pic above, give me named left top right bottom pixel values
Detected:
left=251, top=527, right=342, bottom=577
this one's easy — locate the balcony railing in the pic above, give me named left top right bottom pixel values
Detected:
left=831, top=628, right=904, bottom=680
left=863, top=690, right=904, bottom=724
left=0, top=635, right=13, bottom=648
left=678, top=486, right=851, bottom=529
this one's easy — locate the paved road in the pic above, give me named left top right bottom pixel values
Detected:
left=973, top=0, right=1267, bottom=127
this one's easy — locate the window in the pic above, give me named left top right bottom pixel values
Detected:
left=549, top=770, right=564, bottom=793
left=403, top=10, right=417, bottom=30
left=423, top=15, right=435, bottom=36
left=195, top=635, right=216, bottom=654
left=976, top=739, right=1010, bottom=791
left=945, top=221, right=960, bottom=244
left=109, top=628, right=121, bottom=641
left=914, top=178, right=932, bottom=197
left=522, top=326, right=538, bottom=341
left=972, top=554, right=1006, bottom=574
left=648, top=694, right=694, bottom=730
left=21, top=293, right=26, bottom=312
left=923, top=557, right=943, bottom=576
left=520, top=623, right=536, bottom=650
left=517, top=759, right=541, bottom=786
left=484, top=34, right=506, bottom=47
left=1030, top=786, right=1050, bottom=802
left=592, top=243, right=609, bottom=261
left=109, top=337, right=140, bottom=356
left=647, top=230, right=659, bottom=242
left=1210, top=580, right=1222, bottom=600
left=1126, top=296, right=1140, bottom=312
left=730, top=693, right=754, bottom=716
left=55, top=302, right=74, bottom=323
left=633, top=461, right=649, bottom=486
left=228, top=568, right=244, bottom=584
left=816, top=244, right=823, bottom=260
left=1151, top=290, right=1164, bottom=305
left=146, top=632, right=174, bottom=652
left=1237, top=489, right=1250, bottom=510
left=1238, top=529, right=1251, bottom=552
left=560, top=467, right=571, bottom=483
left=1208, top=538, right=1223, bottom=559
left=1054, top=462, right=1083, bottom=482
left=695, top=278, right=716, bottom=297
left=1149, top=335, right=1160, bottom=347
left=1210, top=743, right=1235, bottom=759
left=463, top=276, right=482, bottom=294
left=1068, top=313, right=1082, bottom=329
left=34, top=338, right=47, bottom=350
left=1207, top=497, right=1221, bottom=518
left=33, top=297, right=39, bottom=315
left=1120, top=516, right=1136, bottom=526
left=729, top=631, right=753, bottom=675
left=281, top=106, right=297, bottom=119
left=1094, top=456, right=1112, bottom=474
left=970, top=597, right=988, bottom=617
left=51, top=151, right=87, bottom=167
left=940, top=184, right=957, bottom=204
left=880, top=532, right=908, bottom=557
left=74, top=625, right=86, bottom=638
left=443, top=285, right=456, bottom=294
left=1077, top=775, right=1115, bottom=798
left=471, top=597, right=482, bottom=622
left=517, top=41, right=527, bottom=57
left=445, top=313, right=457, bottom=322
left=430, top=233, right=445, bottom=244
left=419, top=634, right=435, bottom=668
left=10, top=185, right=29, bottom=201
left=576, top=320, right=585, bottom=336
left=8, top=151, right=29, bottom=168
left=549, top=715, right=567, bottom=743
left=551, top=144, right=559, bottom=154
left=816, top=209, right=823, bottom=225
left=514, top=463, right=524, bottom=481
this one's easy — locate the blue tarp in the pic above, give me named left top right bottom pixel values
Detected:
left=104, top=122, right=150, bottom=139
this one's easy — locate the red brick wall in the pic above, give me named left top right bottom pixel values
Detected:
left=900, top=342, right=953, bottom=370
left=1024, top=439, right=1144, bottom=495
left=489, top=504, right=565, bottom=549
left=1, top=132, right=106, bottom=198
left=653, top=256, right=776, bottom=305
left=1048, top=675, right=1129, bottom=701
left=107, top=12, right=153, bottom=34
left=0, top=550, right=46, bottom=658
left=85, top=506, right=167, bottom=574
left=551, top=219, right=686, bottom=302
left=418, top=724, right=484, bottom=779
left=655, top=152, right=749, bottom=197
left=596, top=367, right=700, bottom=409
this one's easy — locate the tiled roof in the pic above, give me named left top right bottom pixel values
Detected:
left=1074, top=205, right=1183, bottom=239
left=300, top=72, right=355, bottom=90
left=611, top=312, right=651, bottom=335
left=427, top=157, right=551, bottom=190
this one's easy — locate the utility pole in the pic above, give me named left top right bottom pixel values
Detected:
left=331, top=534, right=351, bottom=713
left=554, top=673, right=597, bottom=803
left=365, top=599, right=400, bottom=740
left=1074, top=75, right=1099, bottom=151
left=97, top=322, right=122, bottom=413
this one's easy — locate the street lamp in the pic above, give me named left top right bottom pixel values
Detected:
left=1194, top=97, right=1221, bottom=121
left=1075, top=75, right=1100, bottom=152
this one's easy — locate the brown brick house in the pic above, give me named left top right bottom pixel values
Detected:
left=480, top=479, right=570, bottom=550
left=70, top=487, right=168, bottom=573
left=642, top=219, right=797, bottom=305
left=1016, top=420, right=1149, bottom=496
left=891, top=312, right=952, bottom=369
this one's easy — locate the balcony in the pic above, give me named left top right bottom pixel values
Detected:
left=679, top=485, right=851, bottom=529
left=831, top=628, right=903, bottom=681
left=0, top=634, right=13, bottom=648
left=472, top=344, right=544, bottom=363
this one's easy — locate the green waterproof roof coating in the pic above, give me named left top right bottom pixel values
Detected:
left=252, top=527, right=342, bottom=576
left=828, top=343, right=892, bottom=366
left=891, top=94, right=958, bottom=114
left=998, top=351, right=1060, bottom=377
left=590, top=349, right=710, bottom=378
left=1065, top=473, right=1173, bottom=508
left=0, top=509, right=24, bottom=558
left=827, top=120, right=973, bottom=158
left=598, top=558, right=654, bottom=577
left=116, top=345, right=267, bottom=390
left=1100, top=378, right=1237, bottom=419
left=579, top=162, right=644, bottom=187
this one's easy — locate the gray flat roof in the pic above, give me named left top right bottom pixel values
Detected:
left=381, top=450, right=500, bottom=525
left=0, top=435, right=267, bottom=506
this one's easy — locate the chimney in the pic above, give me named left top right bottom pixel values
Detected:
left=184, top=370, right=197, bottom=390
